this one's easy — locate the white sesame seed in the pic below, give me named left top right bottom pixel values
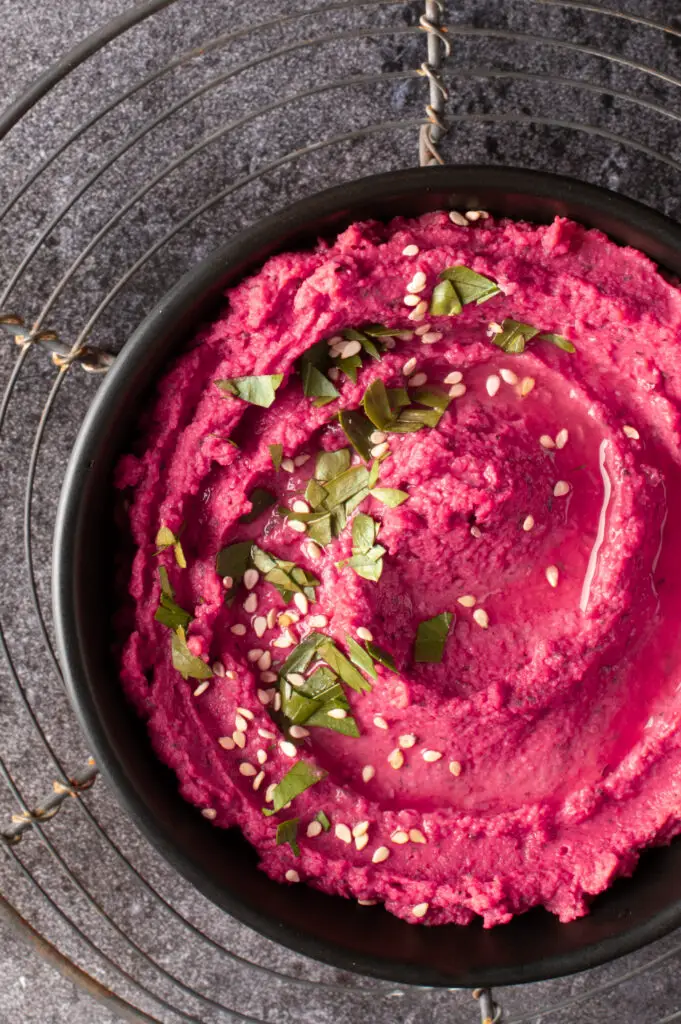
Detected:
left=487, top=321, right=503, bottom=337
left=327, top=367, right=340, bottom=381
left=260, top=671, right=277, bottom=683
left=470, top=525, right=482, bottom=538
left=239, top=763, right=257, bottom=777
left=265, top=783, right=277, bottom=803
left=247, top=648, right=263, bottom=662
left=218, top=736, right=235, bottom=750
left=294, top=453, right=310, bottom=467
left=457, top=595, right=476, bottom=607
left=339, top=339, right=362, bottom=358
left=257, top=650, right=272, bottom=671
left=258, top=728, right=276, bottom=740
left=335, top=823, right=353, bottom=844
left=403, top=293, right=421, bottom=307
left=273, top=692, right=282, bottom=711
left=372, top=846, right=391, bottom=863
left=391, top=830, right=409, bottom=844
left=623, top=424, right=640, bottom=440
left=410, top=372, right=428, bottom=387
left=553, top=480, right=570, bottom=497
left=294, top=592, right=309, bottom=615
left=449, top=383, right=467, bottom=399
left=406, top=271, right=427, bottom=292
left=244, top=568, right=259, bottom=591
left=238, top=706, right=254, bottom=720
left=421, top=331, right=442, bottom=345
left=486, top=374, right=501, bottom=397
left=409, top=828, right=427, bottom=844
left=327, top=708, right=347, bottom=719
left=235, top=714, right=249, bottom=732
left=444, top=370, right=463, bottom=385
left=499, top=367, right=518, bottom=385
left=193, top=681, right=210, bottom=697
left=546, top=565, right=559, bottom=588
left=230, top=624, right=246, bottom=636
left=540, top=435, right=555, bottom=450
left=289, top=725, right=309, bottom=739
left=520, top=376, right=536, bottom=397
left=201, top=808, right=217, bottom=819
left=307, top=820, right=323, bottom=837
left=399, top=734, right=417, bottom=749
left=292, top=499, right=310, bottom=514
left=257, top=688, right=275, bottom=706
left=357, top=898, right=377, bottom=906
left=408, top=300, right=427, bottom=321
left=280, top=741, right=297, bottom=757
left=388, top=748, right=405, bottom=770
left=272, top=632, right=295, bottom=648
left=281, top=458, right=295, bottom=473
left=278, top=612, right=298, bottom=627
left=357, top=626, right=373, bottom=641
left=522, top=515, right=535, bottom=532
left=285, top=869, right=300, bottom=883
left=253, top=770, right=265, bottom=791
left=369, top=430, right=387, bottom=444
left=362, top=765, right=375, bottom=783
left=370, top=441, right=389, bottom=459
left=287, top=672, right=306, bottom=688
left=305, top=541, right=322, bottom=561
left=328, top=345, right=344, bottom=359
left=473, top=608, right=489, bottom=629
left=449, top=760, right=462, bottom=776
left=412, top=902, right=429, bottom=919
left=373, top=715, right=388, bottom=730
left=288, top=520, right=307, bottom=534
left=243, top=592, right=258, bottom=613
left=352, top=821, right=370, bottom=837
left=449, top=210, right=468, bottom=226
left=256, top=748, right=268, bottom=764
left=414, top=323, right=431, bottom=335
left=212, top=661, right=225, bottom=677
left=402, top=244, right=419, bottom=256
left=222, top=575, right=234, bottom=589
left=402, top=357, right=417, bottom=376
left=308, top=614, right=328, bottom=628
left=233, top=730, right=246, bottom=749
left=226, top=670, right=236, bottom=679
left=327, top=335, right=343, bottom=346
left=355, top=834, right=369, bottom=851
left=555, top=428, right=569, bottom=449
left=422, top=750, right=442, bottom=763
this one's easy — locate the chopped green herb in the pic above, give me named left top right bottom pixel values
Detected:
left=370, top=487, right=409, bottom=508
left=363, top=324, right=405, bottom=338
left=321, top=465, right=370, bottom=511
left=319, top=640, right=372, bottom=694
left=315, top=810, right=331, bottom=831
left=540, top=332, right=576, bottom=353
left=239, top=488, right=276, bottom=523
left=490, top=319, right=539, bottom=354
left=365, top=640, right=397, bottom=672
left=336, top=353, right=362, bottom=382
left=173, top=541, right=187, bottom=568
left=352, top=512, right=378, bottom=553
left=306, top=708, right=361, bottom=737
left=155, top=526, right=176, bottom=550
left=363, top=378, right=394, bottom=431
left=305, top=477, right=328, bottom=508
left=265, top=761, right=327, bottom=815
left=409, top=385, right=451, bottom=413
left=215, top=374, right=284, bottom=408
left=276, top=818, right=300, bottom=856
left=338, top=408, right=374, bottom=461
left=300, top=340, right=339, bottom=406
left=171, top=627, right=213, bottom=680
left=215, top=540, right=252, bottom=584
left=342, top=547, right=385, bottom=582
left=368, top=460, right=381, bottom=489
left=414, top=612, right=454, bottom=664
left=346, top=635, right=377, bottom=679
left=387, top=387, right=411, bottom=411
left=269, top=444, right=283, bottom=471
left=430, top=279, right=462, bottom=317
left=440, top=266, right=501, bottom=306
left=315, top=448, right=351, bottom=482
left=279, top=632, right=328, bottom=678
left=155, top=566, right=192, bottom=631
left=158, top=566, right=173, bottom=598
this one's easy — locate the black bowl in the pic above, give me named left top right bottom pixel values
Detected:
left=53, top=166, right=681, bottom=988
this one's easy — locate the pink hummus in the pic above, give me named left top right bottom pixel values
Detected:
left=116, top=210, right=681, bottom=928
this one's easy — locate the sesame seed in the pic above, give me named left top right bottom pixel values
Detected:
left=237, top=709, right=255, bottom=722
left=278, top=613, right=296, bottom=627
left=257, top=651, right=272, bottom=671
left=308, top=614, right=328, bottom=627
left=357, top=898, right=377, bottom=905
left=285, top=869, right=300, bottom=883
left=472, top=608, right=489, bottom=629
left=222, top=576, right=234, bottom=589
left=449, top=760, right=462, bottom=776
left=422, top=750, right=442, bottom=762
left=247, top=648, right=263, bottom=662
left=294, top=453, right=310, bottom=467
left=388, top=748, right=404, bottom=770
left=466, top=209, right=489, bottom=221
left=399, top=734, right=417, bottom=749
left=403, top=293, right=421, bottom=307
left=546, top=565, right=559, bottom=588
left=457, top=595, right=476, bottom=607
left=305, top=541, right=322, bottom=560
left=414, top=323, right=431, bottom=335
left=520, top=376, right=536, bottom=397
left=357, top=626, right=373, bottom=641
left=253, top=771, right=265, bottom=791
left=267, top=609, right=278, bottom=631
left=362, top=765, right=375, bottom=783
left=233, top=730, right=246, bottom=748
left=235, top=714, right=249, bottom=732
left=449, top=210, right=468, bottom=226
left=373, top=715, right=388, bottom=730
left=280, top=741, right=298, bottom=757
left=486, top=374, right=501, bottom=397
left=294, top=592, right=309, bottom=615
left=353, top=821, right=370, bottom=837
left=281, top=458, right=295, bottom=473
left=372, top=846, right=391, bottom=863
left=193, top=681, right=210, bottom=697
left=258, top=728, right=276, bottom=740
left=522, top=515, right=535, bottom=532
left=402, top=357, right=417, bottom=376
left=272, top=632, right=295, bottom=648
left=230, top=624, right=246, bottom=636
left=292, top=499, right=310, bottom=514
left=409, top=828, right=427, bottom=844
left=383, top=337, right=397, bottom=349
left=335, top=823, right=353, bottom=844
left=239, top=763, right=257, bottom=777
left=289, top=725, right=309, bottom=739
left=487, top=321, right=503, bottom=337
left=307, top=820, right=323, bottom=837
left=265, top=783, right=277, bottom=802
left=402, top=244, right=419, bottom=256
left=540, top=435, right=555, bottom=449
left=256, top=748, right=268, bottom=764
left=260, top=671, right=277, bottom=683
left=287, top=672, right=306, bottom=688
left=327, top=708, right=347, bottom=719
left=273, top=692, right=282, bottom=711
left=327, top=367, right=340, bottom=381
left=553, top=480, right=570, bottom=497
left=370, top=441, right=389, bottom=459
left=555, top=428, right=569, bottom=449
left=243, top=592, right=257, bottom=614
left=470, top=525, right=482, bottom=538
left=244, top=568, right=259, bottom=591
left=421, top=331, right=442, bottom=345
left=257, top=688, right=274, bottom=706
left=406, top=271, right=427, bottom=293
left=499, top=367, right=518, bottom=385
left=410, top=372, right=428, bottom=387
left=339, top=339, right=362, bottom=358
left=449, top=383, right=467, bottom=399
left=218, top=736, right=235, bottom=750
left=201, top=808, right=217, bottom=819
left=226, top=670, right=236, bottom=679
left=355, top=834, right=369, bottom=851
left=408, top=300, right=428, bottom=321
left=444, top=370, right=463, bottom=385
left=212, top=661, right=225, bottom=677
left=391, top=830, right=409, bottom=844
left=623, top=424, right=640, bottom=440
left=288, top=520, right=307, bottom=534
left=370, top=430, right=387, bottom=444
left=412, top=902, right=429, bottom=919
left=327, top=335, right=343, bottom=346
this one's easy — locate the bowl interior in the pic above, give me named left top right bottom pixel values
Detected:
left=53, top=166, right=681, bottom=988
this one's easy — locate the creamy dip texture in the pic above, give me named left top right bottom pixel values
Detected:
left=116, top=210, right=681, bottom=927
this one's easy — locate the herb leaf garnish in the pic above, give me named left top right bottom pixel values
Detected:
left=346, top=635, right=377, bottom=679
left=414, top=612, right=454, bottom=663
left=365, top=640, right=397, bottom=672
left=155, top=525, right=186, bottom=568
left=430, top=279, right=462, bottom=317
left=155, top=568, right=192, bottom=631
left=215, top=374, right=283, bottom=408
left=338, top=408, right=374, bottom=461
left=337, top=512, right=384, bottom=581
left=269, top=444, right=283, bottom=470
left=239, top=487, right=276, bottom=523
left=540, top=332, right=576, bottom=353
left=264, top=761, right=327, bottom=815
left=215, top=541, right=253, bottom=584
left=363, top=378, right=394, bottom=431
left=440, top=266, right=501, bottom=306
left=171, top=627, right=213, bottom=680
left=276, top=818, right=300, bottom=856
left=299, top=340, right=339, bottom=407
left=315, top=810, right=331, bottom=831
left=490, top=319, right=540, bottom=354
left=315, top=448, right=351, bottom=482
left=370, top=487, right=409, bottom=508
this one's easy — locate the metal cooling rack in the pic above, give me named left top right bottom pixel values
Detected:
left=1, top=1, right=680, bottom=1021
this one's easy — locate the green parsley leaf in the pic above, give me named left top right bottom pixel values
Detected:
left=321, top=465, right=370, bottom=511
left=540, top=332, right=576, bottom=353
left=346, top=635, right=377, bottom=679
left=370, top=487, right=409, bottom=508
left=305, top=477, right=328, bottom=509
left=266, top=761, right=327, bottom=814
left=315, top=448, right=351, bottom=482
left=363, top=324, right=405, bottom=338
left=414, top=612, right=454, bottom=664
left=352, top=512, right=378, bottom=553
left=276, top=818, right=300, bottom=856
left=368, top=459, right=381, bottom=489
left=319, top=640, right=372, bottom=694
left=280, top=632, right=329, bottom=678
left=303, top=364, right=339, bottom=405
left=430, top=279, right=462, bottom=317
left=365, top=640, right=397, bottom=672
left=336, top=353, right=362, bottom=382
left=315, top=810, right=331, bottom=831
left=305, top=708, right=360, bottom=737
left=215, top=374, right=284, bottom=408
left=215, top=541, right=253, bottom=583
left=491, top=319, right=540, bottom=354
left=155, top=568, right=192, bottom=631
left=440, top=266, right=501, bottom=305
left=338, top=408, right=374, bottom=462
left=239, top=488, right=276, bottom=523
left=158, top=566, right=174, bottom=598
left=410, top=385, right=452, bottom=413
left=342, top=547, right=385, bottom=582
left=269, top=444, right=283, bottom=470
left=362, top=378, right=394, bottom=431
left=388, top=408, right=441, bottom=431
left=171, top=627, right=213, bottom=680
left=387, top=388, right=411, bottom=411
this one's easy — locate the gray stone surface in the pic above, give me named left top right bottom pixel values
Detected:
left=0, top=1, right=680, bottom=1022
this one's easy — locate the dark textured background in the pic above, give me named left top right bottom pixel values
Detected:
left=1, top=1, right=680, bottom=1022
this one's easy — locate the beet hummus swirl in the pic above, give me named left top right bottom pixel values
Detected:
left=116, top=211, right=681, bottom=928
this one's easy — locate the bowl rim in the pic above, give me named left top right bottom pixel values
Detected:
left=53, top=164, right=681, bottom=989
